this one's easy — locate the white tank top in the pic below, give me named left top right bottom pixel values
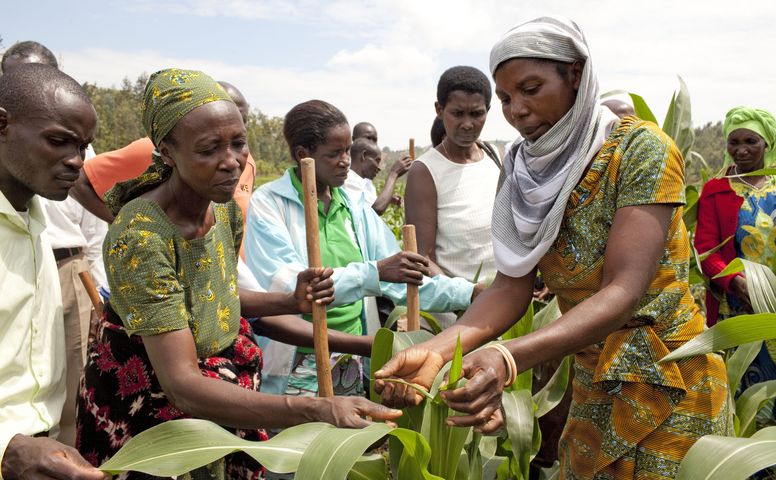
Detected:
left=415, top=146, right=500, bottom=281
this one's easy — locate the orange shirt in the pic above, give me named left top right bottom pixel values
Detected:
left=84, top=137, right=256, bottom=226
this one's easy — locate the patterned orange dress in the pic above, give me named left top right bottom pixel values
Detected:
left=537, top=117, right=732, bottom=480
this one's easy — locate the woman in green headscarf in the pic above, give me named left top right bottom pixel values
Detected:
left=76, top=69, right=400, bottom=479
left=695, top=105, right=776, bottom=440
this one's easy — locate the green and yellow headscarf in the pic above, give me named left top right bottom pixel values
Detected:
left=723, top=106, right=776, bottom=167
left=104, top=68, right=234, bottom=214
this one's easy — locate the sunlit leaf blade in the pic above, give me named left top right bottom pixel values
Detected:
left=675, top=426, right=776, bottom=480
left=533, top=297, right=562, bottom=331
left=727, top=167, right=776, bottom=177
left=736, top=380, right=776, bottom=438
left=683, top=185, right=699, bottom=229
left=378, top=378, right=434, bottom=401
left=502, top=304, right=534, bottom=391
left=713, top=258, right=745, bottom=278
left=296, top=423, right=393, bottom=479
left=660, top=314, right=776, bottom=363
left=384, top=306, right=407, bottom=330
left=370, top=328, right=433, bottom=402
left=390, top=427, right=444, bottom=480
left=347, top=454, right=388, bottom=480
left=472, top=261, right=484, bottom=284
left=448, top=335, right=463, bottom=386
left=419, top=310, right=443, bottom=335
left=628, top=93, right=658, bottom=124
left=100, top=419, right=331, bottom=476
left=533, top=355, right=572, bottom=418
left=501, top=389, right=534, bottom=480
left=726, top=341, right=763, bottom=393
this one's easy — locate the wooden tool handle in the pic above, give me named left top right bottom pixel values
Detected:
left=78, top=270, right=103, bottom=317
left=300, top=158, right=334, bottom=398
left=402, top=224, right=420, bottom=331
left=409, top=138, right=415, bottom=160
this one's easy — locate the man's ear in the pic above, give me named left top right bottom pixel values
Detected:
left=0, top=107, right=8, bottom=140
left=158, top=140, right=176, bottom=168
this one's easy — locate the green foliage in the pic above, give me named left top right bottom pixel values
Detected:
left=676, top=426, right=776, bottom=480
left=83, top=77, right=147, bottom=154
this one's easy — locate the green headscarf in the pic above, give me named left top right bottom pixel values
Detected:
left=104, top=68, right=234, bottom=214
left=723, top=106, right=776, bottom=167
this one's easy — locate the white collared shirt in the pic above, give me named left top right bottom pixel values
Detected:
left=0, top=191, right=66, bottom=472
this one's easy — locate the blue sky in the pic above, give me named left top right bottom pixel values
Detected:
left=4, top=0, right=776, bottom=150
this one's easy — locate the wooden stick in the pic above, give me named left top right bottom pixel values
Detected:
left=78, top=271, right=103, bottom=317
left=300, top=158, right=334, bottom=398
left=78, top=270, right=104, bottom=346
left=409, top=138, right=415, bottom=160
left=402, top=224, right=420, bottom=331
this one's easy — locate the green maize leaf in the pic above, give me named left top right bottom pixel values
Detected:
left=736, top=380, right=776, bottom=438
left=689, top=268, right=707, bottom=286
left=295, top=423, right=392, bottom=479
left=683, top=185, right=699, bottom=229
left=660, top=314, right=776, bottom=363
left=742, top=259, right=776, bottom=313
left=713, top=258, right=745, bottom=278
left=533, top=297, right=562, bottom=331
left=726, top=341, right=763, bottom=394
left=533, top=355, right=572, bottom=418
left=466, top=432, right=483, bottom=480
left=332, top=353, right=353, bottom=371
left=661, top=91, right=676, bottom=135
left=663, top=77, right=695, bottom=159
left=384, top=306, right=407, bottom=330
left=423, top=362, right=471, bottom=479
left=377, top=378, right=435, bottom=401
left=448, top=334, right=463, bottom=386
left=697, top=236, right=733, bottom=262
left=628, top=93, right=658, bottom=125
left=675, top=426, right=776, bottom=480
left=538, top=461, right=561, bottom=480
left=479, top=436, right=506, bottom=480
left=100, top=419, right=331, bottom=476
left=420, top=310, right=443, bottom=335
left=502, top=389, right=534, bottom=480
left=391, top=427, right=444, bottom=480
left=472, top=261, right=484, bottom=283
left=347, top=454, right=388, bottom=480
left=600, top=89, right=628, bottom=98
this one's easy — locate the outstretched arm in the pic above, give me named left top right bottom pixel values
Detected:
left=372, top=155, right=412, bottom=215
left=69, top=171, right=114, bottom=223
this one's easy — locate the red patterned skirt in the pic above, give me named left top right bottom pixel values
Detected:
left=76, top=307, right=268, bottom=479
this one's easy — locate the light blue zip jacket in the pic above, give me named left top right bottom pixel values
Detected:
left=244, top=170, right=475, bottom=393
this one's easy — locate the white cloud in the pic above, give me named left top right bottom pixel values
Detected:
left=64, top=0, right=776, bottom=149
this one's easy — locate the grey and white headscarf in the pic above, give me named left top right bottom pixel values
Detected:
left=489, top=16, right=619, bottom=277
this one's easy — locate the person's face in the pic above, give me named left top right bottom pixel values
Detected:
left=727, top=128, right=767, bottom=173
left=0, top=88, right=96, bottom=206
left=435, top=91, right=488, bottom=149
left=159, top=100, right=248, bottom=204
left=494, top=58, right=581, bottom=142
left=361, top=150, right=382, bottom=179
left=297, top=124, right=352, bottom=188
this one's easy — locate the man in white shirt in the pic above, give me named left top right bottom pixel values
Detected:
left=3, top=40, right=109, bottom=447
left=0, top=62, right=106, bottom=479
left=344, top=136, right=412, bottom=215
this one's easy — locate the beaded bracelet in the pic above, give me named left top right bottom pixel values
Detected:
left=485, top=343, right=518, bottom=387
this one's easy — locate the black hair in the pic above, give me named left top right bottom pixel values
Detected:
left=0, top=63, right=91, bottom=118
left=1, top=41, right=58, bottom=72
left=352, top=121, right=376, bottom=141
left=430, top=116, right=446, bottom=147
left=436, top=66, right=492, bottom=109
left=284, top=100, right=348, bottom=161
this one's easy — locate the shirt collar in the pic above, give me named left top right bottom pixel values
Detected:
left=288, top=166, right=347, bottom=215
left=0, top=189, right=47, bottom=234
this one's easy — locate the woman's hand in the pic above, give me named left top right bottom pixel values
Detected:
left=377, top=251, right=430, bottom=285
left=373, top=346, right=446, bottom=408
left=294, top=267, right=334, bottom=313
left=441, top=347, right=509, bottom=434
left=731, top=274, right=753, bottom=313
left=316, top=397, right=403, bottom=428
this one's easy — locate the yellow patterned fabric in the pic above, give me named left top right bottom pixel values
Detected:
left=537, top=117, right=732, bottom=479
left=104, top=198, right=243, bottom=357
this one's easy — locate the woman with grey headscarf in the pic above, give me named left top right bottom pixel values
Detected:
left=375, top=17, right=730, bottom=479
